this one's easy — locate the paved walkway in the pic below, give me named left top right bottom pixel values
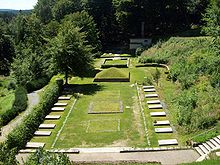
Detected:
left=17, top=149, right=199, bottom=165
left=0, top=89, right=41, bottom=142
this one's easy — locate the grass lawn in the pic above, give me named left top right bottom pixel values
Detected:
left=104, top=59, right=128, bottom=65
left=30, top=58, right=182, bottom=149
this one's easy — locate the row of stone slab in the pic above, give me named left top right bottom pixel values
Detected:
left=143, top=85, right=178, bottom=146
left=25, top=96, right=71, bottom=149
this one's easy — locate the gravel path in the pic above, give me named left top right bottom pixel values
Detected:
left=17, top=149, right=200, bottom=165
left=0, top=89, right=41, bottom=142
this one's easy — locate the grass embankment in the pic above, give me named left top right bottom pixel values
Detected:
left=96, top=67, right=129, bottom=79
left=140, top=37, right=220, bottom=142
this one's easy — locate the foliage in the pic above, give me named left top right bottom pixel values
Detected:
left=47, top=21, right=94, bottom=84
left=25, top=148, right=71, bottom=165
left=0, top=86, right=28, bottom=126
left=151, top=68, right=161, bottom=86
left=6, top=79, right=62, bottom=150
left=25, top=77, right=49, bottom=93
left=0, top=143, right=18, bottom=165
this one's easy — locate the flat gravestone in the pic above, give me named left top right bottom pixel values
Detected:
left=45, top=115, right=61, bottom=120
left=155, top=127, right=173, bottom=133
left=158, top=139, right=178, bottom=146
left=150, top=112, right=166, bottom=117
left=51, top=107, right=65, bottom=111
left=26, top=142, right=45, bottom=148
left=54, top=103, right=68, bottom=106
left=143, top=85, right=154, bottom=89
left=58, top=96, right=71, bottom=100
left=145, top=94, right=158, bottom=98
left=148, top=104, right=163, bottom=109
left=144, top=88, right=156, bottom=92
left=153, top=120, right=170, bottom=126
left=39, top=124, right=56, bottom=129
left=147, top=100, right=161, bottom=104
left=34, top=131, right=52, bottom=136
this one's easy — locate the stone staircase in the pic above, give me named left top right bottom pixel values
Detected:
left=194, top=135, right=220, bottom=158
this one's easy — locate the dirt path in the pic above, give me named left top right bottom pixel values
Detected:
left=0, top=89, right=41, bottom=142
left=17, top=149, right=199, bottom=165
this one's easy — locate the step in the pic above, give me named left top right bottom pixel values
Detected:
left=145, top=94, right=158, bottom=98
left=158, top=139, right=178, bottom=146
left=206, top=141, right=216, bottom=149
left=148, top=104, right=163, bottom=109
left=45, top=115, right=61, bottom=120
left=153, top=120, right=170, bottom=126
left=213, top=137, right=220, bottom=145
left=195, top=147, right=205, bottom=156
left=155, top=127, right=173, bottom=133
left=26, top=142, right=45, bottom=148
left=147, top=100, right=161, bottom=104
left=202, top=143, right=212, bottom=151
left=34, top=131, right=51, bottom=136
left=198, top=145, right=209, bottom=154
left=144, top=88, right=156, bottom=92
left=58, top=96, right=71, bottom=100
left=210, top=139, right=219, bottom=147
left=54, top=103, right=68, bottom=106
left=143, top=85, right=154, bottom=89
left=51, top=107, right=65, bottom=111
left=217, top=135, right=220, bottom=140
left=150, top=112, right=166, bottom=117
left=39, top=124, right=56, bottom=129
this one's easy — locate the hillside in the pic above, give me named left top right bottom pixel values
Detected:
left=140, top=37, right=220, bottom=142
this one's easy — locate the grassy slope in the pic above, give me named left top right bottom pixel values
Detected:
left=96, top=67, right=129, bottom=78
left=140, top=37, right=220, bottom=142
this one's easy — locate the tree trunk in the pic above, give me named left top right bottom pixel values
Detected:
left=65, top=70, right=68, bottom=85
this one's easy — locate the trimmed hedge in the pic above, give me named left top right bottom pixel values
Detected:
left=0, top=86, right=28, bottom=126
left=26, top=77, right=50, bottom=93
left=6, top=79, right=63, bottom=150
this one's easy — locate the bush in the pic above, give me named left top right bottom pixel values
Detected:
left=6, top=80, right=62, bottom=150
left=0, top=143, right=18, bottom=165
left=26, top=77, right=50, bottom=93
left=7, top=81, right=16, bottom=90
left=0, top=86, right=28, bottom=126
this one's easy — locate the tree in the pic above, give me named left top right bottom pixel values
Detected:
left=48, top=21, right=93, bottom=84
left=152, top=67, right=161, bottom=86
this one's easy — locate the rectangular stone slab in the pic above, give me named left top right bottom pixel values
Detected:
left=54, top=103, right=68, bottom=106
left=145, top=94, right=158, bottom=98
left=153, top=120, right=170, bottom=126
left=143, top=85, right=154, bottom=89
left=51, top=107, right=65, bottom=111
left=45, top=115, right=61, bottom=119
left=26, top=142, right=45, bottom=148
left=150, top=112, right=166, bottom=117
left=147, top=100, right=161, bottom=104
left=148, top=104, right=163, bottom=109
left=144, top=88, right=156, bottom=92
left=155, top=127, right=173, bottom=133
left=58, top=96, right=71, bottom=100
left=39, top=124, right=56, bottom=129
left=34, top=131, right=52, bottom=136
left=158, top=139, right=178, bottom=146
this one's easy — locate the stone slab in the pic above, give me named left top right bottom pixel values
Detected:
left=144, top=88, right=156, bottom=92
left=213, top=137, right=220, bottom=145
left=216, top=152, right=220, bottom=156
left=51, top=107, right=65, bottom=111
left=26, top=142, right=45, bottom=148
left=143, top=85, right=154, bottom=89
left=39, top=124, right=56, bottom=129
left=148, top=104, right=163, bottom=109
left=155, top=127, right=173, bottom=133
left=34, top=131, right=51, bottom=136
left=147, top=100, right=161, bottom=104
left=153, top=120, right=170, bottom=126
left=58, top=96, right=71, bottom=100
left=45, top=115, right=61, bottom=120
left=54, top=103, right=68, bottom=106
left=150, top=112, right=166, bottom=117
left=210, top=139, right=219, bottom=147
left=158, top=139, right=178, bottom=146
left=145, top=94, right=158, bottom=98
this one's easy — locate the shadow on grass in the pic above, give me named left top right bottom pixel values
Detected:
left=63, top=84, right=104, bottom=96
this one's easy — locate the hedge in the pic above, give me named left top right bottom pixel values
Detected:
left=26, top=77, right=50, bottom=93
left=0, top=86, right=28, bottom=126
left=6, top=79, right=63, bottom=150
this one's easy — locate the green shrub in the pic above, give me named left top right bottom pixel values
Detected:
left=6, top=80, right=62, bottom=150
left=0, top=86, right=28, bottom=126
left=7, top=81, right=16, bottom=90
left=26, top=77, right=50, bottom=93
left=0, top=143, right=18, bottom=165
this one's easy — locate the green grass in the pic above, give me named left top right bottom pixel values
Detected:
left=104, top=59, right=128, bottom=65
left=95, top=68, right=129, bottom=79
